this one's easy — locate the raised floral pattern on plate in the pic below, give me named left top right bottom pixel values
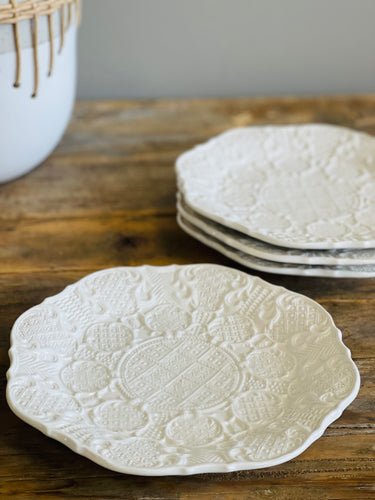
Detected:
left=176, top=124, right=375, bottom=249
left=7, top=265, right=360, bottom=475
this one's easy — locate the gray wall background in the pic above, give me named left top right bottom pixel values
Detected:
left=77, top=0, right=375, bottom=100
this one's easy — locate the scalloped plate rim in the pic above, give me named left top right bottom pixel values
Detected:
left=178, top=195, right=375, bottom=266
left=177, top=215, right=375, bottom=278
left=6, top=264, right=361, bottom=476
left=176, top=124, right=375, bottom=250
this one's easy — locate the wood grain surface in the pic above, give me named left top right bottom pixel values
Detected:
left=1, top=96, right=375, bottom=499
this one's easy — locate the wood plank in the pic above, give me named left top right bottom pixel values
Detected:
left=1, top=96, right=375, bottom=219
left=2, top=212, right=375, bottom=307
left=0, top=428, right=374, bottom=479
left=0, top=479, right=375, bottom=500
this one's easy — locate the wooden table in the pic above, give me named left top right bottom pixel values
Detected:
left=1, top=96, right=374, bottom=499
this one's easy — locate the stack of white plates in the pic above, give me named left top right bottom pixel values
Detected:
left=176, top=124, right=375, bottom=278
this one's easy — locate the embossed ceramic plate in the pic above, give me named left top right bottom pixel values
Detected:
left=7, top=265, right=360, bottom=475
left=178, top=195, right=375, bottom=266
left=178, top=215, right=375, bottom=278
left=176, top=124, right=375, bottom=249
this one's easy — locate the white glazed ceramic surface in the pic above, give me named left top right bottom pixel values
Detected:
left=176, top=124, right=375, bottom=249
left=7, top=265, right=360, bottom=475
left=178, top=215, right=375, bottom=278
left=178, top=195, right=375, bottom=266
left=0, top=23, right=77, bottom=183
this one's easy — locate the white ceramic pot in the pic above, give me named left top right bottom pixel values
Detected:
left=0, top=5, right=77, bottom=183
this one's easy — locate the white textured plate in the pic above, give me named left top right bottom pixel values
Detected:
left=176, top=124, right=375, bottom=249
left=7, top=265, right=359, bottom=475
left=178, top=195, right=375, bottom=266
left=178, top=215, right=375, bottom=278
